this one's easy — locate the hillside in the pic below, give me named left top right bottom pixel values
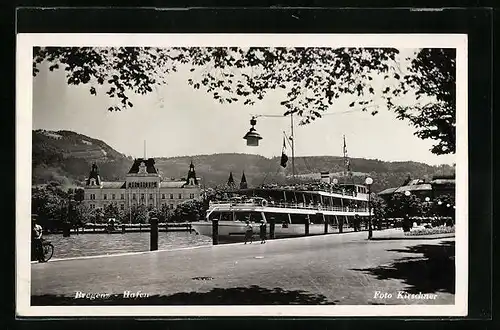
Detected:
left=32, top=130, right=455, bottom=192
left=32, top=129, right=134, bottom=187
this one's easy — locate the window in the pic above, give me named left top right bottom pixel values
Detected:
left=132, top=193, right=136, bottom=200
left=149, top=194, right=153, bottom=200
left=120, top=204, right=125, bottom=210
left=153, top=182, right=157, bottom=188
left=141, top=193, right=145, bottom=200
left=161, top=203, right=165, bottom=208
left=121, top=194, right=124, bottom=200
left=103, top=194, right=107, bottom=200
left=90, top=204, right=95, bottom=209
left=162, top=194, right=165, bottom=199
left=112, top=194, right=116, bottom=200
left=170, top=194, right=174, bottom=199
left=178, top=193, right=182, bottom=199
left=170, top=204, right=174, bottom=209
left=189, top=193, right=195, bottom=199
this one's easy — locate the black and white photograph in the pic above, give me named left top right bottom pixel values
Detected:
left=16, top=33, right=467, bottom=317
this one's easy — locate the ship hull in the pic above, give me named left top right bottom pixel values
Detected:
left=191, top=221, right=352, bottom=242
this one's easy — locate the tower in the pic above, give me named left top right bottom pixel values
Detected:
left=227, top=172, right=235, bottom=188
left=86, top=163, right=101, bottom=186
left=240, top=172, right=248, bottom=189
left=186, top=160, right=198, bottom=186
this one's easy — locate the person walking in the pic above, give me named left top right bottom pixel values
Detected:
left=354, top=214, right=360, bottom=232
left=244, top=220, right=254, bottom=244
left=259, top=220, right=267, bottom=244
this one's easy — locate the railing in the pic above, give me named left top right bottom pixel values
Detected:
left=209, top=200, right=369, bottom=213
left=46, top=223, right=195, bottom=234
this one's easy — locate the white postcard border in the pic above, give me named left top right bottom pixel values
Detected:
left=16, top=33, right=468, bottom=317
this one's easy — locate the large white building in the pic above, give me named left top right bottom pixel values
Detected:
left=83, top=158, right=201, bottom=212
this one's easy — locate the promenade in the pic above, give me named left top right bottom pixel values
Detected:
left=31, top=229, right=455, bottom=305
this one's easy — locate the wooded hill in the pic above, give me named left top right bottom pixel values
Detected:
left=32, top=130, right=455, bottom=193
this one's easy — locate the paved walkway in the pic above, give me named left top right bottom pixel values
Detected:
left=31, top=229, right=455, bottom=305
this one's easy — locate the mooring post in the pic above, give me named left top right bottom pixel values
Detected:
left=150, top=217, right=158, bottom=251
left=323, top=214, right=328, bottom=234
left=212, top=219, right=219, bottom=245
left=62, top=222, right=71, bottom=237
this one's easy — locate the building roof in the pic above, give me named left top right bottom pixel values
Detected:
left=101, top=182, right=126, bottom=189
left=430, top=179, right=455, bottom=185
left=160, top=181, right=186, bottom=188
left=378, top=183, right=432, bottom=195
left=127, top=158, right=158, bottom=174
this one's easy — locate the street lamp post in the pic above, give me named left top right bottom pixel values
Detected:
left=403, top=190, right=411, bottom=232
left=404, top=190, right=411, bottom=215
left=365, top=177, right=373, bottom=239
left=424, top=196, right=431, bottom=219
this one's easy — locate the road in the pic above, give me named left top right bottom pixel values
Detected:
left=31, top=229, right=455, bottom=305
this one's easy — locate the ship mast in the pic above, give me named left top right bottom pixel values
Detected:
left=343, top=135, right=348, bottom=185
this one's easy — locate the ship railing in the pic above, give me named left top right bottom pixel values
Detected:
left=209, top=201, right=369, bottom=213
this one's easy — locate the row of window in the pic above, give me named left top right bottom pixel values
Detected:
left=89, top=193, right=196, bottom=200
left=102, top=193, right=125, bottom=200
left=89, top=203, right=177, bottom=210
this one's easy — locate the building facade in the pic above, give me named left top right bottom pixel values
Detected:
left=83, top=158, right=201, bottom=212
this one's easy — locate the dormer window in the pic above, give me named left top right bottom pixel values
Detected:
left=90, top=178, right=96, bottom=186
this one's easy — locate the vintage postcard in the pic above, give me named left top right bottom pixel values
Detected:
left=17, top=33, right=468, bottom=317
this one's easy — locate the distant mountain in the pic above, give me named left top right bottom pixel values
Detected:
left=32, top=130, right=455, bottom=192
left=32, top=129, right=133, bottom=187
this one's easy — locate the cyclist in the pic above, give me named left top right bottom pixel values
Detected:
left=32, top=217, right=45, bottom=262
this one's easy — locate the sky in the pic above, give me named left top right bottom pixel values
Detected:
left=32, top=50, right=456, bottom=166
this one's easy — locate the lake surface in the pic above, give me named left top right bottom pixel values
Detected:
left=44, top=231, right=213, bottom=259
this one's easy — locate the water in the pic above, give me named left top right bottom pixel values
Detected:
left=44, top=231, right=213, bottom=259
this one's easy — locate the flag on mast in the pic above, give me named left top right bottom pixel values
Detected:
left=280, top=136, right=289, bottom=168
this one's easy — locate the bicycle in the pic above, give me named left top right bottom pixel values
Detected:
left=41, top=240, right=54, bottom=262
left=32, top=239, right=54, bottom=262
